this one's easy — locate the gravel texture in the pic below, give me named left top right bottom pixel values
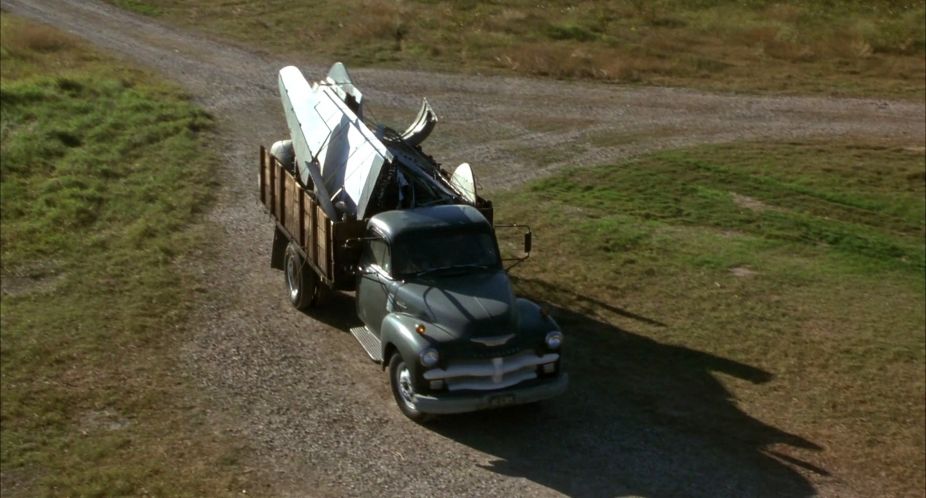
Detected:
left=3, top=1, right=924, bottom=496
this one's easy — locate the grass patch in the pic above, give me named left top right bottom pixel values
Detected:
left=110, top=0, right=162, bottom=17
left=105, top=0, right=924, bottom=98
left=495, top=139, right=925, bottom=496
left=1, top=14, right=259, bottom=496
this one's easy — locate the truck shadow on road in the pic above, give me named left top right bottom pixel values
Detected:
left=302, top=290, right=363, bottom=331
left=427, top=278, right=826, bottom=498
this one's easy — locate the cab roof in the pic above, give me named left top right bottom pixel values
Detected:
left=368, top=204, right=490, bottom=242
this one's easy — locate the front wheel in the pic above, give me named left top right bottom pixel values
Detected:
left=284, top=242, right=321, bottom=310
left=389, top=354, right=431, bottom=422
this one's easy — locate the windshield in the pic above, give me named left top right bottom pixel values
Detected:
left=392, top=229, right=500, bottom=277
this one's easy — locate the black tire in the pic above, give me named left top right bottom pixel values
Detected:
left=284, top=242, right=320, bottom=310
left=388, top=354, right=432, bottom=422
left=313, top=277, right=331, bottom=307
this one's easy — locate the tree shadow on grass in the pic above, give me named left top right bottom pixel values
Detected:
left=427, top=277, right=825, bottom=498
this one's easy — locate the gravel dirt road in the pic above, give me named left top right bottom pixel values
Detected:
left=3, top=1, right=924, bottom=496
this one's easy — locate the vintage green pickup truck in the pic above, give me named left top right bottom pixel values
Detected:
left=259, top=148, right=568, bottom=421
left=260, top=62, right=566, bottom=420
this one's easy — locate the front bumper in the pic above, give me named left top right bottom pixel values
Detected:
left=411, top=373, right=569, bottom=414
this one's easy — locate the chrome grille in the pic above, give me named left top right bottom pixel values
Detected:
left=423, top=350, right=559, bottom=392
left=469, top=346, right=521, bottom=359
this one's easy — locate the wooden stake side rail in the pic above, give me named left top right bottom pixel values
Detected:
left=260, top=146, right=337, bottom=284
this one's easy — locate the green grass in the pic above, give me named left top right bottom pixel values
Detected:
left=0, top=15, right=258, bottom=496
left=107, top=0, right=925, bottom=98
left=495, top=140, right=925, bottom=496
left=110, top=0, right=162, bottom=17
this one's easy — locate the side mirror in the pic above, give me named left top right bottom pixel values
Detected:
left=495, top=223, right=532, bottom=271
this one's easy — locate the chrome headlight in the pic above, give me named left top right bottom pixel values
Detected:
left=419, top=348, right=439, bottom=367
left=545, top=331, right=563, bottom=350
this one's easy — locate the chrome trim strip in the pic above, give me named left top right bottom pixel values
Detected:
left=423, top=352, right=559, bottom=380
left=446, top=369, right=539, bottom=391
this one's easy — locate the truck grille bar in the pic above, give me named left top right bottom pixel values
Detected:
left=423, top=351, right=558, bottom=392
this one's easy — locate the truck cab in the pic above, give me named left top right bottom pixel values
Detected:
left=351, top=204, right=568, bottom=421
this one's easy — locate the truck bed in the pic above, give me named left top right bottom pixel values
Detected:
left=259, top=145, right=364, bottom=290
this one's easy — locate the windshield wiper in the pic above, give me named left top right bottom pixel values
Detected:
left=410, top=264, right=492, bottom=278
left=409, top=266, right=456, bottom=278
left=449, top=263, right=493, bottom=271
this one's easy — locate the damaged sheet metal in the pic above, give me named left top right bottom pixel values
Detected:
left=450, top=163, right=477, bottom=204
left=277, top=63, right=470, bottom=221
left=400, top=98, right=437, bottom=147
left=324, top=62, right=364, bottom=118
left=278, top=64, right=389, bottom=220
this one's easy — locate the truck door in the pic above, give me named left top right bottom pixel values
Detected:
left=356, top=236, right=393, bottom=335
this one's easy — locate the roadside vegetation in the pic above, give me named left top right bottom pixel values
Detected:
left=0, top=15, right=260, bottom=496
left=6, top=2, right=920, bottom=496
left=110, top=0, right=924, bottom=98
left=494, top=140, right=925, bottom=496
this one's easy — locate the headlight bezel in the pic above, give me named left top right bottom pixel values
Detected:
left=419, top=347, right=440, bottom=367
left=545, top=331, right=563, bottom=350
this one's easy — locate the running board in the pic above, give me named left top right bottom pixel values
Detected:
left=350, top=326, right=382, bottom=363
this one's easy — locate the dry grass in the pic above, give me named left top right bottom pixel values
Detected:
left=495, top=43, right=680, bottom=81
left=108, top=0, right=925, bottom=98
left=3, top=22, right=73, bottom=52
left=340, top=0, right=411, bottom=51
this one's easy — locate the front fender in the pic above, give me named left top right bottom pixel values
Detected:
left=379, top=313, right=433, bottom=378
left=516, top=298, right=559, bottom=339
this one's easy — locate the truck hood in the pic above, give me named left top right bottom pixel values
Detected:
left=395, top=270, right=515, bottom=341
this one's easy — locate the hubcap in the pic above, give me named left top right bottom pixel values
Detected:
left=396, top=364, right=416, bottom=411
left=285, top=254, right=299, bottom=300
